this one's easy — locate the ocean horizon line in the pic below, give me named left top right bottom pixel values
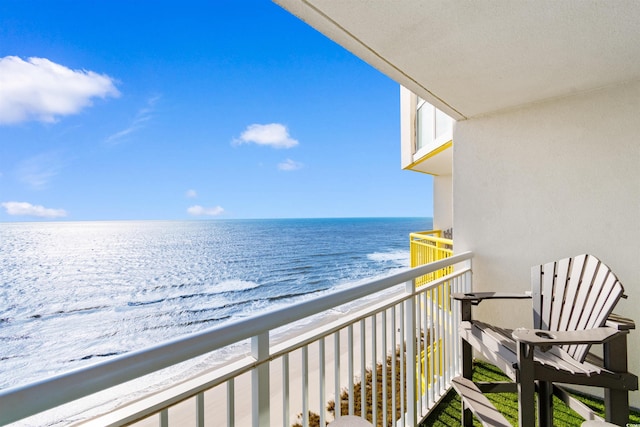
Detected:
left=0, top=215, right=433, bottom=225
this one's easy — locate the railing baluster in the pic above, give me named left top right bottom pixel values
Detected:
left=196, top=392, right=205, bottom=427
left=405, top=280, right=417, bottom=427
left=391, top=305, right=397, bottom=425
left=160, top=409, right=168, bottom=427
left=227, top=379, right=235, bottom=427
left=334, top=331, right=341, bottom=418
left=382, top=310, right=388, bottom=426
left=416, top=291, right=422, bottom=411
left=319, top=337, right=326, bottom=427
left=446, top=279, right=454, bottom=383
left=360, top=319, right=366, bottom=419
left=252, top=332, right=270, bottom=427
left=282, top=354, right=289, bottom=427
left=459, top=274, right=465, bottom=374
left=302, top=346, right=309, bottom=427
left=371, top=314, right=377, bottom=425
left=452, top=275, right=460, bottom=376
left=348, top=325, right=354, bottom=415
left=422, top=290, right=429, bottom=409
left=429, top=286, right=435, bottom=406
left=443, top=281, right=450, bottom=385
left=436, top=284, right=443, bottom=396
left=439, top=282, right=445, bottom=391
left=399, top=298, right=405, bottom=426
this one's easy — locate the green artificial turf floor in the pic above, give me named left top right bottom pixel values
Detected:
left=421, top=361, right=640, bottom=426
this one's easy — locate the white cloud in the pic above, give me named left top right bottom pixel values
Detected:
left=1, top=201, right=67, bottom=218
left=278, top=158, right=303, bottom=171
left=187, top=205, right=224, bottom=216
left=234, top=123, right=298, bottom=149
left=0, top=56, right=120, bottom=125
left=106, top=95, right=160, bottom=144
left=185, top=189, right=198, bottom=198
left=17, top=152, right=64, bottom=190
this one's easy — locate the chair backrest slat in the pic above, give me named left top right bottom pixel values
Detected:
left=548, top=257, right=571, bottom=331
left=567, top=272, right=623, bottom=360
left=576, top=265, right=613, bottom=330
left=566, top=260, right=610, bottom=359
left=531, top=254, right=624, bottom=363
left=567, top=256, right=600, bottom=332
left=558, top=255, right=588, bottom=333
left=586, top=274, right=621, bottom=330
left=532, top=264, right=543, bottom=329
left=539, top=262, right=556, bottom=329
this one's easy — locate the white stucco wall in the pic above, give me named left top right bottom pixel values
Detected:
left=400, top=86, right=417, bottom=169
left=433, top=175, right=453, bottom=232
left=454, top=80, right=640, bottom=407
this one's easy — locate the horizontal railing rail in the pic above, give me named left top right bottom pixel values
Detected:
left=0, top=251, right=473, bottom=427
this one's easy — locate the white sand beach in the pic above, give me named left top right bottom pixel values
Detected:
left=91, top=305, right=403, bottom=427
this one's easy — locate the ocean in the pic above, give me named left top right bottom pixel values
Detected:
left=0, top=217, right=431, bottom=402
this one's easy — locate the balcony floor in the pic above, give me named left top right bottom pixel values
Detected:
left=421, top=361, right=640, bottom=427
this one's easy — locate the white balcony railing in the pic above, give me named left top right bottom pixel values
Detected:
left=0, top=252, right=473, bottom=427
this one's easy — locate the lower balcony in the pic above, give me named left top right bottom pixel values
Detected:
left=410, top=229, right=453, bottom=288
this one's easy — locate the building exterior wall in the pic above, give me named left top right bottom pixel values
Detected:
left=433, top=175, right=452, bottom=231
left=454, top=80, right=640, bottom=407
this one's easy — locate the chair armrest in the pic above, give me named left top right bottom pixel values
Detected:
left=512, top=326, right=625, bottom=347
left=605, top=313, right=635, bottom=331
left=451, top=291, right=532, bottom=303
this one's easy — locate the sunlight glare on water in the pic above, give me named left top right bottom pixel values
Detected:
left=0, top=218, right=431, bottom=395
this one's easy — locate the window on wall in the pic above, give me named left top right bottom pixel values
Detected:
left=415, top=97, right=453, bottom=154
left=435, top=109, right=450, bottom=140
left=416, top=98, right=434, bottom=152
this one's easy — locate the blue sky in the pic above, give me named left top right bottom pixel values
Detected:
left=0, top=0, right=433, bottom=221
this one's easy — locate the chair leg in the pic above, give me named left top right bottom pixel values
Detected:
left=461, top=340, right=474, bottom=426
left=604, top=389, right=629, bottom=426
left=604, top=333, right=630, bottom=425
left=460, top=299, right=474, bottom=427
left=537, top=381, right=553, bottom=427
left=517, top=342, right=535, bottom=427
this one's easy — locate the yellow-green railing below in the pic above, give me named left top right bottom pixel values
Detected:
left=410, top=230, right=453, bottom=286
left=410, top=230, right=454, bottom=393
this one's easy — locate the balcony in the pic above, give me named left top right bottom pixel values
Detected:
left=400, top=87, right=453, bottom=177
left=3, top=242, right=637, bottom=426
left=0, top=253, right=472, bottom=427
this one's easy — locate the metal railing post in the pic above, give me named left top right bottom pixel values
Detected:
left=282, top=354, right=289, bottom=427
left=405, top=279, right=417, bottom=427
left=348, top=325, right=354, bottom=415
left=252, top=332, right=270, bottom=427
left=228, top=379, right=235, bottom=427
left=160, top=409, right=169, bottom=427
left=196, top=392, right=205, bottom=427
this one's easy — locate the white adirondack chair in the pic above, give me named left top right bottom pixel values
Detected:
left=451, top=254, right=637, bottom=427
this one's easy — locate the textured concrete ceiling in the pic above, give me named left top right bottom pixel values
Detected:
left=275, top=0, right=640, bottom=120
